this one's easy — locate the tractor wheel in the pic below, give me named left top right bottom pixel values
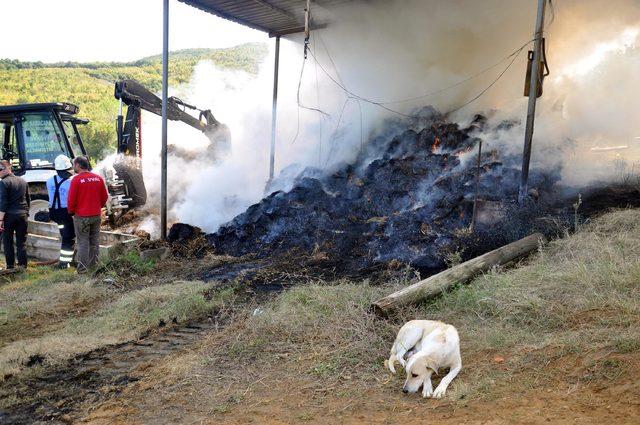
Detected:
left=29, top=196, right=50, bottom=222
left=113, top=159, right=147, bottom=209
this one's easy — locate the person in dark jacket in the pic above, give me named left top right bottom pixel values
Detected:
left=46, top=155, right=75, bottom=269
left=0, top=160, right=31, bottom=269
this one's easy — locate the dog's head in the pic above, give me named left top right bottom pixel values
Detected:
left=402, top=353, right=437, bottom=393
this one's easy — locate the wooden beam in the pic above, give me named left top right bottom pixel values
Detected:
left=3, top=220, right=140, bottom=261
left=372, top=233, right=546, bottom=315
left=269, top=23, right=327, bottom=37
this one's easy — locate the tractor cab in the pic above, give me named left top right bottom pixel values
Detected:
left=0, top=103, right=89, bottom=220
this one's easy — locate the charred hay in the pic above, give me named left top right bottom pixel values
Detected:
left=208, top=111, right=569, bottom=275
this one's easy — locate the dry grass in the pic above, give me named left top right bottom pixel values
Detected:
left=147, top=209, right=640, bottom=411
left=0, top=280, right=235, bottom=379
left=0, top=276, right=109, bottom=338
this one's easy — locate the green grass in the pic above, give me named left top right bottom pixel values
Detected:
left=0, top=267, right=97, bottom=337
left=97, top=248, right=157, bottom=286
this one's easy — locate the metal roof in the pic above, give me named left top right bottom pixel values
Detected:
left=0, top=103, right=79, bottom=115
left=177, top=0, right=350, bottom=37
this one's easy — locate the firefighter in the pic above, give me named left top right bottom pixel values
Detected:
left=68, top=156, right=108, bottom=273
left=46, top=155, right=75, bottom=268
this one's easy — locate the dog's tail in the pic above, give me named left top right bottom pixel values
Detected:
left=386, top=355, right=398, bottom=374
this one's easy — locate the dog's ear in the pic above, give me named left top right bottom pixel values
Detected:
left=423, top=358, right=439, bottom=376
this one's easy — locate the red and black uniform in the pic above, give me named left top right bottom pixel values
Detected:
left=67, top=172, right=109, bottom=217
left=67, top=171, right=108, bottom=272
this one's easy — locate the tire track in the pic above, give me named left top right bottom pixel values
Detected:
left=0, top=320, right=222, bottom=424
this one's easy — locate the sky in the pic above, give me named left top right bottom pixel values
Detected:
left=0, top=0, right=268, bottom=63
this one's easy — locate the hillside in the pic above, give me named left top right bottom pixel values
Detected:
left=0, top=43, right=268, bottom=159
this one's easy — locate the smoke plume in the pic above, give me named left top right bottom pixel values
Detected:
left=138, top=0, right=640, bottom=234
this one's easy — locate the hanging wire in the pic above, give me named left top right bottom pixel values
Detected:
left=309, top=36, right=533, bottom=164
left=310, top=38, right=532, bottom=106
left=318, top=32, right=347, bottom=87
left=356, top=98, right=364, bottom=154
left=290, top=52, right=330, bottom=145
left=324, top=96, right=355, bottom=167
left=289, top=57, right=304, bottom=145
left=445, top=45, right=526, bottom=115
left=307, top=38, right=533, bottom=119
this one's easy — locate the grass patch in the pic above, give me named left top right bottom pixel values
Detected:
left=66, top=281, right=232, bottom=335
left=220, top=283, right=406, bottom=377
left=96, top=248, right=157, bottom=288
left=166, top=209, right=640, bottom=408
left=611, top=334, right=640, bottom=354
left=0, top=280, right=234, bottom=379
left=0, top=267, right=105, bottom=353
left=0, top=266, right=75, bottom=292
left=0, top=280, right=109, bottom=328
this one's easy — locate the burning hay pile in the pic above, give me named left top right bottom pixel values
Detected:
left=207, top=110, right=567, bottom=274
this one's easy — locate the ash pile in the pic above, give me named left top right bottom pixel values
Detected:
left=208, top=110, right=567, bottom=274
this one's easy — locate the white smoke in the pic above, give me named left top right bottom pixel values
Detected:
left=308, top=0, right=640, bottom=186
left=140, top=61, right=271, bottom=232
left=136, top=37, right=382, bottom=233
left=135, top=0, right=640, bottom=234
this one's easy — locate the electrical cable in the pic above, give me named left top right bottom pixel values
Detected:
left=289, top=57, right=304, bottom=145
left=308, top=41, right=529, bottom=119
left=324, top=96, right=355, bottom=167
left=444, top=45, right=526, bottom=115
left=310, top=38, right=533, bottom=107
left=290, top=51, right=331, bottom=145
left=317, top=32, right=347, bottom=87
left=318, top=33, right=366, bottom=164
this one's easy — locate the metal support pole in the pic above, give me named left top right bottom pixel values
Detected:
left=518, top=0, right=547, bottom=205
left=304, top=0, right=311, bottom=58
left=471, top=139, right=483, bottom=231
left=268, top=36, right=280, bottom=183
left=160, top=0, right=169, bottom=240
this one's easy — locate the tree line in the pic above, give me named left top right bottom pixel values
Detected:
left=0, top=43, right=267, bottom=160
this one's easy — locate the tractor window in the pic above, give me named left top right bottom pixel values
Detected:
left=20, top=112, right=71, bottom=169
left=61, top=119, right=83, bottom=157
left=1, top=122, right=20, bottom=169
left=6, top=125, right=20, bottom=169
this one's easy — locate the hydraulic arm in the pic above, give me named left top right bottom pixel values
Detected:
left=114, top=79, right=230, bottom=157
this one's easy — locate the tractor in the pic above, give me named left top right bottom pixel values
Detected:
left=0, top=80, right=229, bottom=223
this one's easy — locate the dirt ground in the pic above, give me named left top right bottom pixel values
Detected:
left=3, top=210, right=640, bottom=424
left=82, top=341, right=640, bottom=424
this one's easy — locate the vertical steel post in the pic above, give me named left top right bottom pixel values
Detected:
left=471, top=139, right=483, bottom=231
left=160, top=0, right=169, bottom=239
left=518, top=0, right=547, bottom=205
left=268, top=36, right=281, bottom=183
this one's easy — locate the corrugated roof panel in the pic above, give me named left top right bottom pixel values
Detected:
left=177, top=0, right=352, bottom=36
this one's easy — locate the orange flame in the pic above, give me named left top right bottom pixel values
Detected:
left=432, top=137, right=441, bottom=153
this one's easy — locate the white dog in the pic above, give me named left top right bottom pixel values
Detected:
left=386, top=320, right=446, bottom=374
left=386, top=320, right=462, bottom=399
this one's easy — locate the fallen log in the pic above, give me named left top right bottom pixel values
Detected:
left=372, top=233, right=546, bottom=315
